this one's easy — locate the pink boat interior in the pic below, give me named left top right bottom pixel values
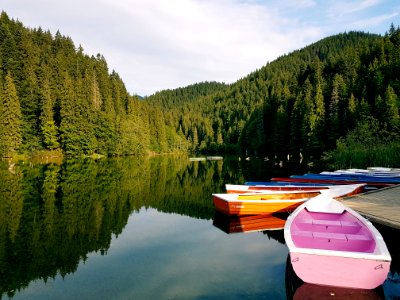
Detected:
left=290, top=209, right=376, bottom=253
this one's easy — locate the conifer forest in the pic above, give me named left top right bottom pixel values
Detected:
left=1, top=11, right=399, bottom=165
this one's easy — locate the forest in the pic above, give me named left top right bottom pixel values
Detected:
left=1, top=11, right=399, bottom=166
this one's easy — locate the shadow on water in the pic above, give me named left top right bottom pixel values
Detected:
left=374, top=223, right=400, bottom=300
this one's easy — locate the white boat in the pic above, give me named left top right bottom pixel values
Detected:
left=323, top=168, right=400, bottom=177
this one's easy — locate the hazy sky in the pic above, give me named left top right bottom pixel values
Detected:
left=2, top=0, right=400, bottom=96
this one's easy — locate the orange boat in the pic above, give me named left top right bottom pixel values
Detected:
left=212, top=184, right=365, bottom=216
left=225, top=183, right=365, bottom=196
left=212, top=191, right=319, bottom=216
left=213, top=213, right=287, bottom=233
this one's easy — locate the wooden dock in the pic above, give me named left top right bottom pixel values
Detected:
left=343, top=185, right=400, bottom=230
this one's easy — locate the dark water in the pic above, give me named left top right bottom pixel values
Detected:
left=0, top=156, right=398, bottom=299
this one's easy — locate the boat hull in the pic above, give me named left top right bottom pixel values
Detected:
left=226, top=184, right=330, bottom=193
left=213, top=195, right=305, bottom=215
left=298, top=174, right=400, bottom=184
left=225, top=183, right=365, bottom=197
left=272, top=177, right=393, bottom=188
left=290, top=252, right=390, bottom=289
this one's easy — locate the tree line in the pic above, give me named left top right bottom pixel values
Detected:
left=0, top=11, right=187, bottom=158
left=1, top=10, right=399, bottom=162
left=146, top=28, right=400, bottom=163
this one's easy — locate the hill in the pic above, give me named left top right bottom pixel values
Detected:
left=1, top=10, right=399, bottom=164
left=0, top=11, right=189, bottom=157
left=146, top=28, right=400, bottom=162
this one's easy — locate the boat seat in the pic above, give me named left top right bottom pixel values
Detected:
left=291, top=230, right=348, bottom=250
left=345, top=233, right=376, bottom=252
left=292, top=230, right=313, bottom=238
left=345, top=233, right=373, bottom=241
left=340, top=221, right=362, bottom=233
left=309, top=220, right=342, bottom=233
left=313, top=220, right=342, bottom=227
left=291, top=230, right=375, bottom=252
left=312, top=231, right=347, bottom=241
left=295, top=218, right=361, bottom=233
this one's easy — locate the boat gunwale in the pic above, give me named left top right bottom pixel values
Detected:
left=212, top=193, right=312, bottom=203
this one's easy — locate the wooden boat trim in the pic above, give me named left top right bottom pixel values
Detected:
left=213, top=193, right=311, bottom=203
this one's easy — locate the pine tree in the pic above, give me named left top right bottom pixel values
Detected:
left=40, top=78, right=59, bottom=150
left=192, top=126, right=199, bottom=151
left=59, top=72, right=81, bottom=155
left=383, top=85, right=399, bottom=131
left=327, top=74, right=346, bottom=147
left=0, top=72, right=22, bottom=157
left=346, top=93, right=357, bottom=130
left=309, top=61, right=325, bottom=154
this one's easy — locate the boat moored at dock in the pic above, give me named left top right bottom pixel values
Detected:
left=284, top=192, right=391, bottom=289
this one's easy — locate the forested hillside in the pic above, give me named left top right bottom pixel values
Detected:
left=1, top=10, right=399, bottom=163
left=147, top=28, right=400, bottom=162
left=0, top=11, right=190, bottom=157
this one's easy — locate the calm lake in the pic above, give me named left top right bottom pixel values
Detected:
left=0, top=156, right=399, bottom=299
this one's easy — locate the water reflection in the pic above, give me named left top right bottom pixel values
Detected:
left=213, top=212, right=288, bottom=234
left=293, top=283, right=384, bottom=299
left=0, top=156, right=250, bottom=298
left=1, top=156, right=400, bottom=299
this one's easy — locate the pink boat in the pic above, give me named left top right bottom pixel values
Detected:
left=284, top=191, right=391, bottom=289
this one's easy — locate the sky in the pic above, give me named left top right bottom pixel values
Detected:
left=1, top=0, right=400, bottom=96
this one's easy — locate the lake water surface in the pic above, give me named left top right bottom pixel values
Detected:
left=0, top=156, right=399, bottom=299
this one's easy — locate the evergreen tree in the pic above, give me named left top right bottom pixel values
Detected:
left=59, top=72, right=82, bottom=155
left=327, top=74, right=346, bottom=147
left=346, top=93, right=357, bottom=130
left=308, top=60, right=325, bottom=156
left=192, top=126, right=199, bottom=150
left=40, top=78, right=59, bottom=149
left=0, top=72, right=22, bottom=157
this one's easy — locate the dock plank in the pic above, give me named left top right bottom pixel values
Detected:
left=343, top=185, right=400, bottom=230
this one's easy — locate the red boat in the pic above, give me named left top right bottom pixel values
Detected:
left=271, top=177, right=393, bottom=188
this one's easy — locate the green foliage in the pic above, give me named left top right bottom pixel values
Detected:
left=0, top=156, right=249, bottom=296
left=323, top=117, right=400, bottom=168
left=0, top=72, right=22, bottom=157
left=0, top=12, right=161, bottom=157
left=1, top=10, right=399, bottom=162
left=40, top=78, right=59, bottom=149
left=145, top=28, right=400, bottom=161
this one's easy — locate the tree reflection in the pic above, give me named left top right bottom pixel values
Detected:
left=0, top=156, right=244, bottom=297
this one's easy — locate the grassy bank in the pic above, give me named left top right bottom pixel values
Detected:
left=322, top=118, right=400, bottom=170
left=323, top=141, right=400, bottom=170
